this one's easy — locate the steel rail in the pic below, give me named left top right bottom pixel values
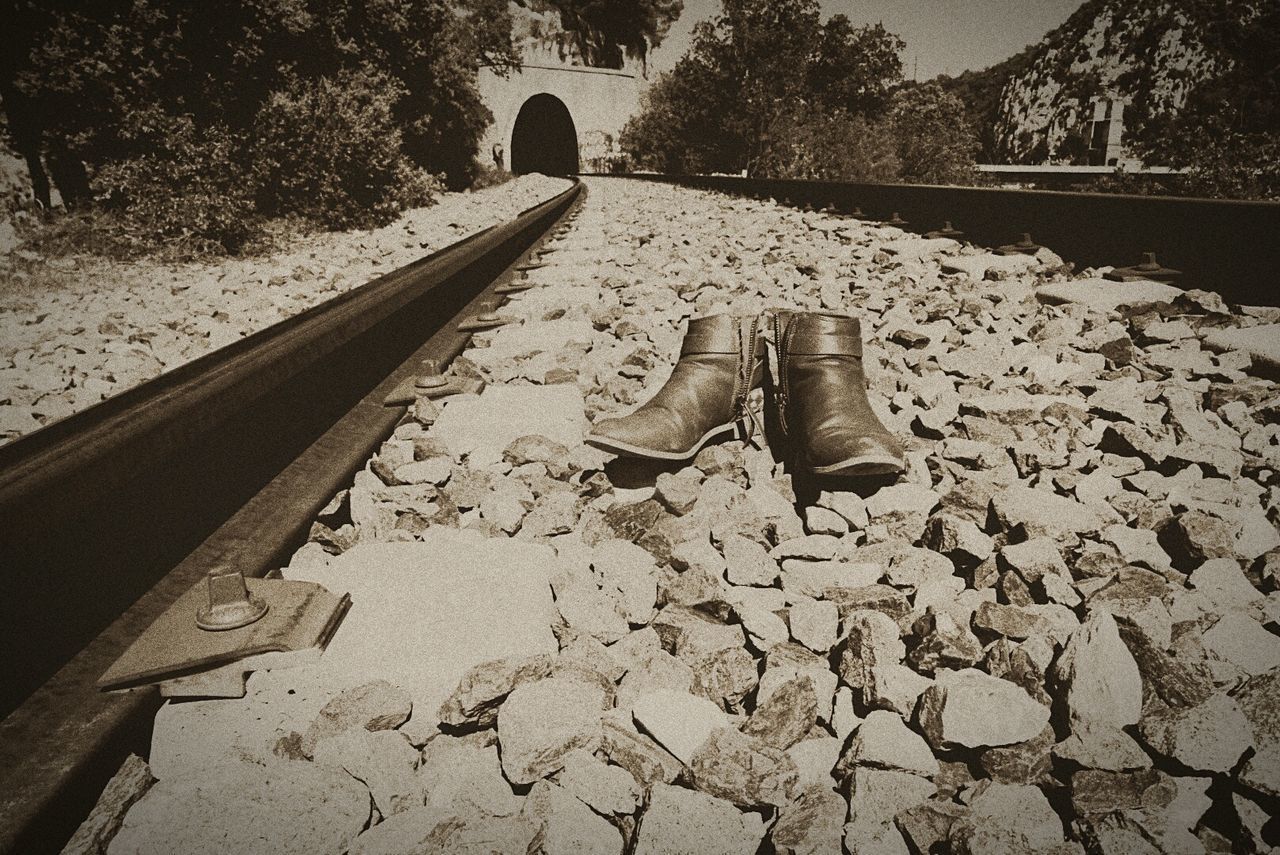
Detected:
left=608, top=173, right=1280, bottom=308
left=0, top=178, right=583, bottom=853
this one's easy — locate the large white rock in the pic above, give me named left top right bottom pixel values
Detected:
left=592, top=538, right=659, bottom=624
left=1035, top=277, right=1182, bottom=312
left=1202, top=612, right=1280, bottom=676
left=1139, top=693, right=1255, bottom=773
left=949, top=782, right=1068, bottom=853
left=847, top=710, right=939, bottom=776
left=844, top=768, right=935, bottom=853
left=634, top=783, right=766, bottom=855
left=1203, top=324, right=1280, bottom=377
left=1052, top=610, right=1143, bottom=731
left=108, top=759, right=369, bottom=855
left=347, top=805, right=537, bottom=855
left=497, top=676, right=607, bottom=784
left=522, top=781, right=624, bottom=854
left=286, top=532, right=559, bottom=729
left=556, top=749, right=641, bottom=816
left=918, top=669, right=1050, bottom=749
left=419, top=739, right=523, bottom=819
left=632, top=689, right=733, bottom=765
left=428, top=384, right=586, bottom=465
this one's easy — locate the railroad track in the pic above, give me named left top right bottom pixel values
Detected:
left=2, top=175, right=1278, bottom=853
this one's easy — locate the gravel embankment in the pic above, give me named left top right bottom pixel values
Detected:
left=92, top=176, right=1278, bottom=854
left=0, top=174, right=571, bottom=445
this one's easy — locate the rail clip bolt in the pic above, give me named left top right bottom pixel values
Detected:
left=997, top=233, right=1042, bottom=255
left=1106, top=251, right=1181, bottom=281
left=885, top=212, right=908, bottom=227
left=476, top=302, right=501, bottom=323
left=415, top=360, right=448, bottom=391
left=927, top=221, right=964, bottom=239
left=196, top=566, right=269, bottom=631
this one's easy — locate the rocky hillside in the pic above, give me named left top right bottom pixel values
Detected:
left=949, top=0, right=1268, bottom=163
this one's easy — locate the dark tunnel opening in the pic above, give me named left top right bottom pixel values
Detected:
left=510, top=93, right=579, bottom=176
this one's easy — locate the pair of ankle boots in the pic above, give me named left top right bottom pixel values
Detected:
left=586, top=311, right=904, bottom=478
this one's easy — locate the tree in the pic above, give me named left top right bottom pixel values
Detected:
left=621, top=0, right=905, bottom=177
left=6, top=0, right=519, bottom=250
left=621, top=47, right=742, bottom=173
left=540, top=0, right=684, bottom=69
left=888, top=83, right=979, bottom=184
left=931, top=44, right=1034, bottom=164
left=808, top=17, right=904, bottom=116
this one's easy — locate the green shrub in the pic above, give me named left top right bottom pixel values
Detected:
left=757, top=108, right=899, bottom=182
left=888, top=83, right=979, bottom=184
left=92, top=114, right=257, bottom=256
left=252, top=70, right=434, bottom=229
left=621, top=0, right=904, bottom=177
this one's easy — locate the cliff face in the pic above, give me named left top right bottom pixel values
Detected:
left=987, top=0, right=1262, bottom=162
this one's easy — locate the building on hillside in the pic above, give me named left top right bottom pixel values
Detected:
left=1083, top=95, right=1130, bottom=166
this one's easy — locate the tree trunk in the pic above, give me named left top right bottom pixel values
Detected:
left=46, top=142, right=91, bottom=208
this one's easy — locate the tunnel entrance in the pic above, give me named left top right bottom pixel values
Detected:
left=510, top=94, right=579, bottom=175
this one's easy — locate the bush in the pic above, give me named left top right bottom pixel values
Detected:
left=252, top=70, right=436, bottom=229
left=92, top=115, right=257, bottom=256
left=888, top=83, right=979, bottom=184
left=1175, top=131, right=1279, bottom=200
left=756, top=108, right=898, bottom=182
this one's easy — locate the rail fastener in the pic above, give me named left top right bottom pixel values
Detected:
left=925, top=221, right=965, bottom=239
left=1105, top=251, right=1182, bottom=282
left=996, top=232, right=1043, bottom=255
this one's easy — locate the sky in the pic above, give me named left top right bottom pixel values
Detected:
left=647, top=0, right=1087, bottom=81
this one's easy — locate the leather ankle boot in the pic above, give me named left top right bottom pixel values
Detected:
left=772, top=311, right=905, bottom=477
left=587, top=314, right=765, bottom=459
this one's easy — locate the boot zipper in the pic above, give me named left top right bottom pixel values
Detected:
left=773, top=312, right=790, bottom=436
left=737, top=316, right=765, bottom=446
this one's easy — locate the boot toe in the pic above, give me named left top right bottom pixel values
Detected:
left=586, top=413, right=685, bottom=458
left=806, top=428, right=905, bottom=476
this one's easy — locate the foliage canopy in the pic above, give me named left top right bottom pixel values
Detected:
left=621, top=0, right=978, bottom=184
left=3, top=0, right=687, bottom=253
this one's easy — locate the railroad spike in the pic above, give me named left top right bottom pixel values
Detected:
left=884, top=212, right=908, bottom=227
left=925, top=221, right=964, bottom=240
left=196, top=567, right=269, bottom=631
left=1105, top=251, right=1182, bottom=282
left=414, top=359, right=449, bottom=391
left=996, top=233, right=1042, bottom=255
left=456, top=301, right=513, bottom=332
left=495, top=279, right=537, bottom=294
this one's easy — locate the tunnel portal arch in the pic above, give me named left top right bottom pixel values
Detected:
left=509, top=93, right=580, bottom=176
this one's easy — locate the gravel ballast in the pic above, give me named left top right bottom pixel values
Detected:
left=85, top=176, right=1279, bottom=854
left=0, top=175, right=571, bottom=445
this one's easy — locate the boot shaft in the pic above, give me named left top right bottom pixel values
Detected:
left=771, top=311, right=866, bottom=436
left=679, top=314, right=767, bottom=411
left=770, top=310, right=904, bottom=477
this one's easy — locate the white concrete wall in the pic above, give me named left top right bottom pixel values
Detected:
left=478, top=63, right=643, bottom=172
